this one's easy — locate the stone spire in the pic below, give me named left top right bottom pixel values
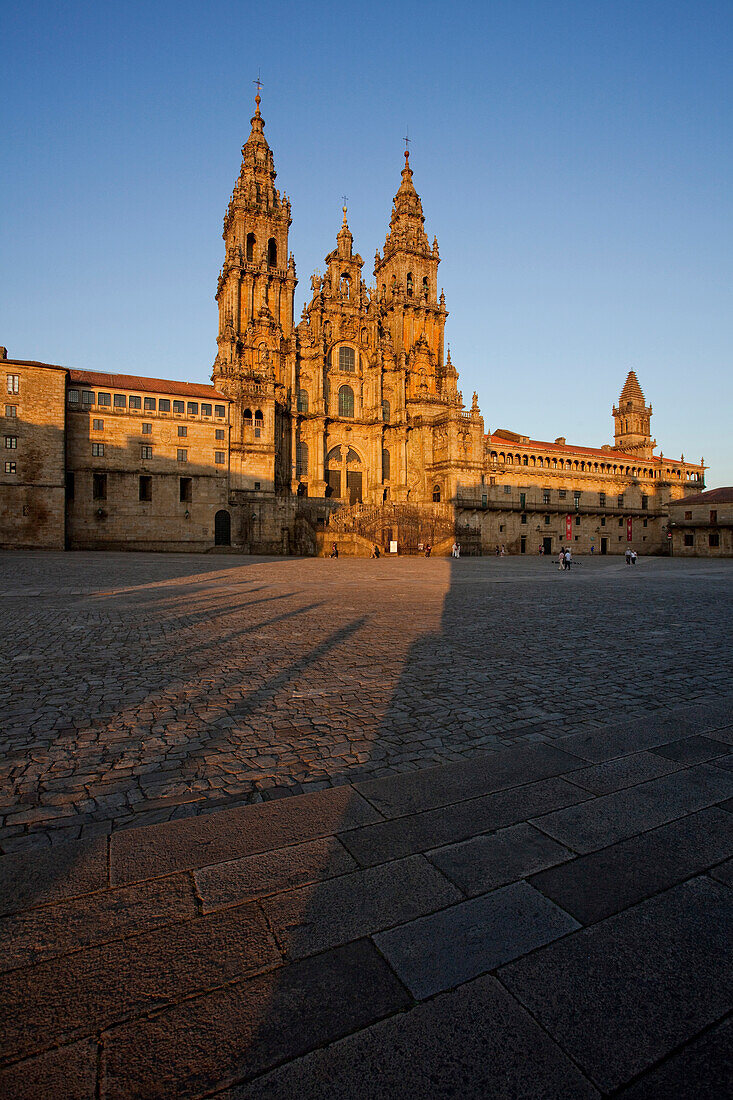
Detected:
left=336, top=204, right=353, bottom=258
left=381, top=149, right=432, bottom=260
left=613, top=370, right=655, bottom=459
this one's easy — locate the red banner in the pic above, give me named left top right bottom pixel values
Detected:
left=565, top=514, right=572, bottom=541
left=627, top=517, right=633, bottom=542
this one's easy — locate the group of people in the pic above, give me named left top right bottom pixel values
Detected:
left=625, top=548, right=638, bottom=565
left=558, top=546, right=573, bottom=570
left=451, top=542, right=461, bottom=558
left=494, top=544, right=506, bottom=556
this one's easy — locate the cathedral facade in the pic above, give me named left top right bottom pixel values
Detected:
left=0, top=95, right=707, bottom=555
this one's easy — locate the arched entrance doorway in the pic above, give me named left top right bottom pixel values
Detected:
left=214, top=509, right=231, bottom=546
left=325, top=445, right=363, bottom=504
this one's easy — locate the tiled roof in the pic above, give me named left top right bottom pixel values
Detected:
left=3, top=358, right=69, bottom=371
left=672, top=487, right=733, bottom=506
left=68, top=370, right=228, bottom=401
left=486, top=433, right=655, bottom=464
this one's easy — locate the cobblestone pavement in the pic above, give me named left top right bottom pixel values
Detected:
left=2, top=551, right=732, bottom=853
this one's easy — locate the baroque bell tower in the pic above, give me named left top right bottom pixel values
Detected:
left=613, top=370, right=655, bottom=459
left=212, top=90, right=297, bottom=491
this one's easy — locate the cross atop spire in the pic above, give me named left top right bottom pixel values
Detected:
left=252, top=72, right=263, bottom=114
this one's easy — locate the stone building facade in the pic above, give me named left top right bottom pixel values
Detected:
left=668, top=487, right=733, bottom=557
left=0, top=96, right=707, bottom=554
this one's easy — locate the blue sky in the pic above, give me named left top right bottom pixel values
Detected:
left=2, top=0, right=731, bottom=482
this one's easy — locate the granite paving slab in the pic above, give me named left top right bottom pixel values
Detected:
left=0, top=836, right=108, bottom=917
left=649, top=735, right=730, bottom=765
left=709, top=858, right=733, bottom=887
left=565, top=751, right=682, bottom=795
left=374, top=881, right=579, bottom=999
left=228, top=973, right=599, bottom=1100
left=428, top=822, right=575, bottom=896
left=529, top=806, right=733, bottom=924
left=615, top=1016, right=733, bottom=1099
left=498, top=876, right=733, bottom=1092
left=531, top=764, right=733, bottom=854
left=100, top=939, right=411, bottom=1100
left=0, top=1039, right=97, bottom=1100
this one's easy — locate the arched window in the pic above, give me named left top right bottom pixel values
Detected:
left=432, top=484, right=441, bottom=502
left=523, top=455, right=528, bottom=466
left=297, top=389, right=308, bottom=414
left=246, top=233, right=255, bottom=262
left=243, top=408, right=253, bottom=426
left=406, top=273, right=413, bottom=298
left=422, top=276, right=429, bottom=299
left=339, top=347, right=355, bottom=372
left=267, top=238, right=277, bottom=267
left=296, top=441, right=308, bottom=478
left=254, top=409, right=263, bottom=424
left=382, top=448, right=390, bottom=480
left=326, top=445, right=341, bottom=464
left=338, top=385, right=354, bottom=417
left=382, top=399, right=391, bottom=423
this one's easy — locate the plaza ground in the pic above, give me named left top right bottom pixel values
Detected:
left=0, top=553, right=731, bottom=1096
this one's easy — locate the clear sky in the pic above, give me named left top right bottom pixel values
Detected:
left=2, top=0, right=731, bottom=483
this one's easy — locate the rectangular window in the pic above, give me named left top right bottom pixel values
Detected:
left=144, top=396, right=156, bottom=411
left=97, top=392, right=111, bottom=406
left=66, top=471, right=74, bottom=500
left=187, top=401, right=199, bottom=416
left=141, top=445, right=153, bottom=460
left=641, top=495, right=648, bottom=510
left=128, top=395, right=141, bottom=410
left=643, top=518, right=648, bottom=528
left=503, top=485, right=511, bottom=494
left=520, top=513, right=527, bottom=524
left=6, top=375, right=19, bottom=394
left=684, top=510, right=692, bottom=520
left=254, top=481, right=261, bottom=491
left=201, top=403, right=212, bottom=416
left=544, top=514, right=550, bottom=524
left=601, top=516, right=606, bottom=526
left=177, top=425, right=187, bottom=437
left=92, top=442, right=104, bottom=456
left=574, top=491, right=581, bottom=509
left=179, top=477, right=192, bottom=503
left=254, top=427, right=261, bottom=438
left=542, top=489, right=550, bottom=504
left=558, top=489, right=566, bottom=499
left=519, top=492, right=526, bottom=509
left=709, top=532, right=720, bottom=548
left=139, top=475, right=152, bottom=501
left=173, top=400, right=184, bottom=415
left=113, top=394, right=126, bottom=408
left=159, top=398, right=170, bottom=413
left=4, top=461, right=16, bottom=473
left=599, top=492, right=606, bottom=507
left=215, top=428, right=225, bottom=440
left=93, top=473, right=107, bottom=500
left=215, top=404, right=226, bottom=418
left=710, top=510, right=718, bottom=524
left=684, top=533, right=694, bottom=546
left=339, top=347, right=355, bottom=372
left=5, top=405, right=17, bottom=417
left=81, top=390, right=95, bottom=405
left=575, top=515, right=581, bottom=526
left=5, top=436, right=17, bottom=449
left=177, top=448, right=188, bottom=462
left=617, top=494, right=624, bottom=507
left=93, top=419, right=104, bottom=431
left=142, top=422, right=152, bottom=434
left=619, top=518, right=624, bottom=527
left=68, top=389, right=80, bottom=404
left=214, top=450, right=226, bottom=464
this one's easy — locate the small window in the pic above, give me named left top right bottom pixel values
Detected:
left=179, top=477, right=192, bottom=502
left=601, top=516, right=606, bottom=526
left=187, top=401, right=199, bottom=416
left=254, top=481, right=261, bottom=490
left=215, top=404, right=226, bottom=418
left=710, top=510, right=718, bottom=524
left=433, top=485, right=441, bottom=503
left=504, top=485, right=511, bottom=494
left=177, top=449, right=188, bottom=462
left=297, top=389, right=309, bottom=414
left=178, top=425, right=187, bottom=437
left=144, top=397, right=156, bottom=411
left=215, top=428, right=225, bottom=440
left=5, top=436, right=18, bottom=449
left=173, top=400, right=184, bottom=415
left=558, top=489, right=566, bottom=499
left=68, top=389, right=80, bottom=404
left=574, top=491, right=581, bottom=503
left=641, top=495, right=648, bottom=510
left=92, top=442, right=104, bottom=456
left=619, top=518, right=624, bottom=527
left=684, top=533, right=694, bottom=546
left=643, top=518, right=648, bottom=528
left=406, top=273, right=413, bottom=298
left=684, top=510, right=692, bottom=520
left=575, top=515, right=581, bottom=526
left=296, top=440, right=308, bottom=478
left=201, top=403, right=212, bottom=417
left=544, top=514, right=550, bottom=525
left=66, top=472, right=74, bottom=500
left=159, top=398, right=171, bottom=413
left=382, top=399, right=390, bottom=423
left=214, top=451, right=226, bottom=465
left=4, top=405, right=17, bottom=418
left=267, top=237, right=277, bottom=267
left=93, top=473, right=107, bottom=500
left=542, top=489, right=550, bottom=504
left=142, top=422, right=152, bottom=434
left=617, top=495, right=624, bottom=507
left=254, top=410, right=264, bottom=423
left=521, top=513, right=528, bottom=524
left=141, top=445, right=153, bottom=460
left=382, top=448, right=390, bottom=481
left=246, top=232, right=255, bottom=262
left=4, top=461, right=16, bottom=473
left=129, top=395, right=141, bottom=410
left=339, top=347, right=355, bottom=373
left=139, top=475, right=152, bottom=501
left=254, top=427, right=261, bottom=438
left=599, top=492, right=606, bottom=507
left=6, top=374, right=20, bottom=395
left=338, top=385, right=354, bottom=418
left=81, top=391, right=95, bottom=405
left=709, top=532, right=720, bottom=548
left=93, top=419, right=104, bottom=431
left=97, top=392, right=111, bottom=406
left=113, top=394, right=126, bottom=408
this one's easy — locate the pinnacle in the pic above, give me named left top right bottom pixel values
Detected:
left=620, top=370, right=645, bottom=403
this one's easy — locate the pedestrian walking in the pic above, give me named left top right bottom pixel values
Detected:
left=625, top=548, right=631, bottom=565
left=631, top=550, right=637, bottom=565
left=564, top=547, right=572, bottom=570
left=451, top=542, right=458, bottom=558
left=456, top=542, right=461, bottom=558
left=558, top=548, right=565, bottom=571
left=500, top=544, right=506, bottom=557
